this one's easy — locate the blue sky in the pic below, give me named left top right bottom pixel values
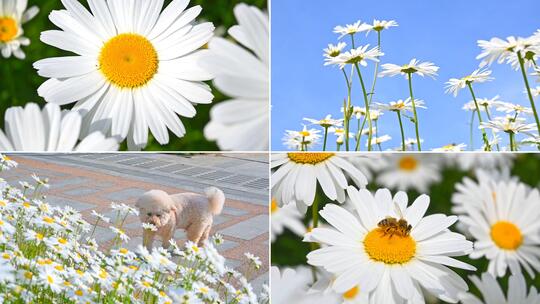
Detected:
left=271, top=0, right=539, bottom=150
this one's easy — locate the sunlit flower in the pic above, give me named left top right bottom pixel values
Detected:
left=326, top=45, right=383, bottom=69
left=432, top=143, right=467, bottom=152
left=282, top=126, right=322, bottom=151
left=323, top=42, right=347, bottom=59
left=272, top=153, right=367, bottom=213
left=35, top=0, right=215, bottom=149
left=333, top=21, right=365, bottom=39
left=0, top=0, right=39, bottom=59
left=495, top=102, right=533, bottom=115
left=480, top=116, right=537, bottom=134
left=307, top=187, right=475, bottom=303
left=462, top=95, right=503, bottom=112
left=379, top=58, right=439, bottom=79
left=445, top=68, right=493, bottom=97
left=477, top=35, right=538, bottom=69
left=375, top=98, right=426, bottom=112
left=361, top=19, right=398, bottom=35
left=204, top=4, right=269, bottom=151
left=366, top=134, right=391, bottom=147
left=304, top=115, right=343, bottom=128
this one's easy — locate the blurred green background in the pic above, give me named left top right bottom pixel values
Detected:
left=0, top=0, right=267, bottom=151
left=271, top=154, right=540, bottom=303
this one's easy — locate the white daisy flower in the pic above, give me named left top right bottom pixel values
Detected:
left=333, top=20, right=366, bottom=39
left=452, top=153, right=515, bottom=171
left=271, top=266, right=339, bottom=304
left=379, top=58, right=439, bottom=79
left=477, top=36, right=538, bottom=69
left=326, top=44, right=383, bottom=69
left=495, top=102, right=533, bottom=115
left=432, top=143, right=467, bottom=152
left=375, top=98, right=426, bottom=113
left=203, top=4, right=268, bottom=151
left=90, top=210, right=110, bottom=223
left=0, top=103, right=118, bottom=151
left=376, top=154, right=441, bottom=192
left=459, top=271, right=540, bottom=304
left=308, top=269, right=366, bottom=304
left=366, top=134, right=391, bottom=147
left=361, top=19, right=398, bottom=35
left=531, top=86, right=540, bottom=97
left=480, top=116, right=537, bottom=134
left=445, top=68, right=493, bottom=97
left=142, top=222, right=158, bottom=232
left=329, top=127, right=354, bottom=145
left=271, top=198, right=306, bottom=242
left=271, top=153, right=367, bottom=213
left=0, top=0, right=39, bottom=59
left=304, top=115, right=343, bottom=128
left=462, top=95, right=502, bottom=112
left=39, top=267, right=63, bottom=293
left=282, top=126, right=321, bottom=151
left=34, top=0, right=215, bottom=149
left=323, top=42, right=347, bottom=59
left=455, top=177, right=540, bottom=277
left=306, top=187, right=475, bottom=303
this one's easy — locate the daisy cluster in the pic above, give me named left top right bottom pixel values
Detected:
left=284, top=19, right=540, bottom=152
left=0, top=0, right=269, bottom=151
left=271, top=152, right=540, bottom=304
left=0, top=155, right=268, bottom=303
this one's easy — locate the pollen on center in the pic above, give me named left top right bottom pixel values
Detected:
left=287, top=152, right=335, bottom=165
left=364, top=228, right=416, bottom=264
left=99, top=33, right=158, bottom=88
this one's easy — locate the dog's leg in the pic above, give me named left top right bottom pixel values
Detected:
left=187, top=222, right=206, bottom=246
left=143, top=229, right=156, bottom=250
left=199, top=225, right=212, bottom=247
left=161, top=226, right=175, bottom=249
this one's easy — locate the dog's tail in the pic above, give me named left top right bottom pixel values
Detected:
left=205, top=187, right=225, bottom=215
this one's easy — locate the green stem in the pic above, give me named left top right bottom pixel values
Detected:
left=469, top=110, right=475, bottom=151
left=396, top=111, right=406, bottom=151
left=322, top=127, right=328, bottom=151
left=355, top=116, right=367, bottom=151
left=300, top=137, right=305, bottom=151
left=467, top=83, right=491, bottom=151
left=484, top=105, right=500, bottom=151
left=407, top=74, right=422, bottom=151
left=509, top=132, right=516, bottom=151
left=517, top=51, right=540, bottom=149
left=341, top=69, right=352, bottom=151
left=368, top=32, right=382, bottom=105
left=354, top=63, right=373, bottom=151
left=375, top=119, right=382, bottom=151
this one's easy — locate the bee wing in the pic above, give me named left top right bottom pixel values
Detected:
left=393, top=201, right=404, bottom=219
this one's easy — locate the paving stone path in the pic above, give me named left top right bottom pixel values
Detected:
left=3, top=153, right=269, bottom=292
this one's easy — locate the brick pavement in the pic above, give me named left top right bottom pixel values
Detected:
left=2, top=153, right=269, bottom=292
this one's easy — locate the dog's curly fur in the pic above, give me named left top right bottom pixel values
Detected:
left=136, top=187, right=225, bottom=249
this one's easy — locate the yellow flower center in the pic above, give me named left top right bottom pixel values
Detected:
left=490, top=221, right=522, bottom=250
left=55, top=265, right=64, bottom=271
left=271, top=199, right=278, bottom=213
left=299, top=131, right=310, bottom=137
left=142, top=281, right=151, bottom=287
left=24, top=271, right=33, bottom=279
left=43, top=217, right=55, bottom=224
left=398, top=156, right=418, bottom=171
left=99, top=270, right=108, bottom=279
left=2, top=253, right=10, bottom=259
left=119, top=248, right=128, bottom=254
left=343, top=286, right=359, bottom=300
left=58, top=238, right=67, bottom=245
left=0, top=201, right=6, bottom=206
left=0, top=17, right=17, bottom=42
left=23, top=202, right=31, bottom=208
left=75, top=290, right=84, bottom=297
left=47, top=275, right=54, bottom=284
left=36, top=233, right=44, bottom=240
left=99, top=33, right=158, bottom=88
left=287, top=153, right=335, bottom=165
left=364, top=228, right=416, bottom=264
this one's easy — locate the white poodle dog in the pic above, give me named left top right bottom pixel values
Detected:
left=136, top=187, right=225, bottom=249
